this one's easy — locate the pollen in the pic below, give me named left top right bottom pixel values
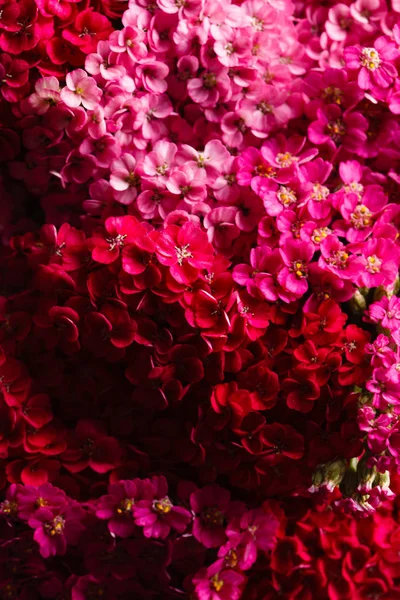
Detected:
left=45, top=515, right=65, bottom=536
left=211, top=574, right=224, bottom=592
left=116, top=498, right=134, bottom=514
left=153, top=497, right=173, bottom=514
left=175, top=243, right=193, bottom=266
left=361, top=47, right=381, bottom=70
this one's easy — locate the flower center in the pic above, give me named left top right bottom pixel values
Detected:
left=1, top=500, right=18, bottom=516
left=203, top=73, right=217, bottom=89
left=224, top=43, right=234, bottom=55
left=276, top=152, right=295, bottom=167
left=251, top=17, right=264, bottom=31
left=322, top=86, right=343, bottom=105
left=329, top=251, right=349, bottom=269
left=312, top=227, right=330, bottom=244
left=45, top=515, right=65, bottom=536
left=311, top=183, right=330, bottom=201
left=327, top=120, right=346, bottom=141
left=155, top=163, right=168, bottom=176
left=292, top=260, right=308, bottom=278
left=106, top=234, right=126, bottom=252
left=211, top=574, right=224, bottom=592
left=254, top=164, right=276, bottom=178
left=153, top=497, right=173, bottom=514
left=350, top=204, right=372, bottom=229
left=36, top=497, right=47, bottom=507
left=175, top=244, right=193, bottom=266
left=344, top=181, right=364, bottom=197
left=361, top=47, right=381, bottom=70
left=125, top=172, right=140, bottom=187
left=366, top=254, right=382, bottom=273
left=257, top=101, right=272, bottom=114
left=116, top=498, right=134, bottom=514
left=277, top=186, right=297, bottom=206
left=201, top=507, right=224, bottom=527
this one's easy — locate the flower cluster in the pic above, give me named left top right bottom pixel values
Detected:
left=2, top=0, right=400, bottom=597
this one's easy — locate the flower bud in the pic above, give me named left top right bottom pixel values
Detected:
left=349, top=288, right=367, bottom=314
left=357, top=456, right=377, bottom=492
left=340, top=458, right=358, bottom=497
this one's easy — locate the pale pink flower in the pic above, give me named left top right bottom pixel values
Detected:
left=28, top=76, right=61, bottom=115
left=85, top=41, right=126, bottom=81
left=61, top=69, right=102, bottom=110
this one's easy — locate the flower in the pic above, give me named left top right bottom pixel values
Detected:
left=28, top=503, right=85, bottom=558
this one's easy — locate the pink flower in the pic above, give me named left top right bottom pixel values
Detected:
left=85, top=41, right=125, bottom=81
left=368, top=296, right=400, bottom=331
left=344, top=37, right=398, bottom=91
left=136, top=60, right=169, bottom=94
left=278, top=239, right=314, bottom=297
left=240, top=84, right=292, bottom=138
left=176, top=140, right=230, bottom=180
left=300, top=158, right=333, bottom=220
left=213, top=30, right=250, bottom=67
left=60, top=69, right=102, bottom=110
left=166, top=164, right=207, bottom=205
left=28, top=76, right=61, bottom=115
left=17, top=483, right=67, bottom=520
left=28, top=503, right=85, bottom=558
left=90, top=215, right=146, bottom=264
left=143, top=140, right=177, bottom=179
left=60, top=150, right=97, bottom=185
left=134, top=93, right=172, bottom=140
left=308, top=105, right=368, bottom=152
left=356, top=238, right=399, bottom=288
left=319, top=234, right=363, bottom=279
left=334, top=186, right=387, bottom=242
left=193, top=562, right=245, bottom=600
left=110, top=154, right=141, bottom=205
left=190, top=485, right=231, bottom=548
left=187, top=66, right=231, bottom=108
left=133, top=476, right=192, bottom=539
left=109, top=25, right=148, bottom=61
left=96, top=479, right=153, bottom=538
left=80, top=134, right=121, bottom=169
left=155, top=222, right=214, bottom=284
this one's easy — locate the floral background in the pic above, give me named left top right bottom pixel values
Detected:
left=1, top=0, right=400, bottom=598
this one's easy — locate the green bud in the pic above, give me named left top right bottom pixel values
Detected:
left=349, top=289, right=367, bottom=314
left=357, top=457, right=377, bottom=491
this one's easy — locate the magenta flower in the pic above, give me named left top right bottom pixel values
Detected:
left=90, top=215, right=146, bottom=264
left=28, top=503, right=85, bottom=558
left=344, top=37, right=398, bottom=91
left=133, top=476, right=192, bottom=539
left=308, top=104, right=368, bottom=152
left=278, top=238, right=314, bottom=297
left=319, top=234, right=363, bottom=279
left=240, top=84, right=292, bottom=138
left=17, top=483, right=67, bottom=520
left=193, top=562, right=245, bottom=600
left=369, top=296, right=400, bottom=331
left=96, top=479, right=153, bottom=538
left=300, top=158, right=333, bottom=220
left=357, top=238, right=399, bottom=288
left=334, top=186, right=387, bottom=242
left=136, top=60, right=169, bottom=94
left=155, top=222, right=214, bottom=284
left=190, top=485, right=231, bottom=548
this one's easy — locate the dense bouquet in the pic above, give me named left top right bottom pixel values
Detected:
left=2, top=0, right=400, bottom=597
